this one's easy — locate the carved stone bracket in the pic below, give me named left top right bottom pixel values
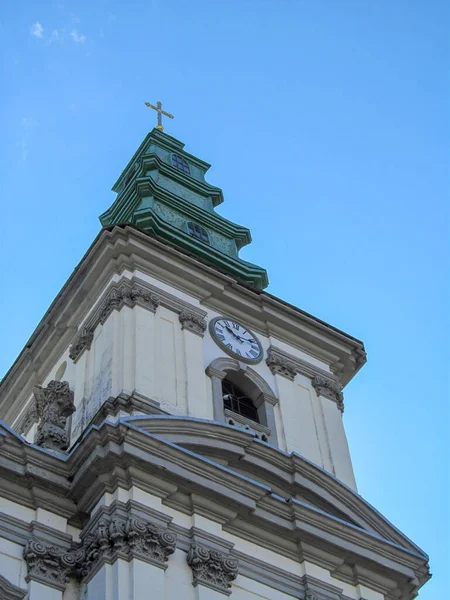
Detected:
left=187, top=542, right=239, bottom=595
left=179, top=310, right=207, bottom=336
left=79, top=515, right=177, bottom=580
left=266, top=349, right=297, bottom=381
left=33, top=380, right=75, bottom=451
left=23, top=539, right=83, bottom=591
left=311, top=375, right=344, bottom=413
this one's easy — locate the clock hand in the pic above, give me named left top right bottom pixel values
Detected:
left=225, top=325, right=245, bottom=343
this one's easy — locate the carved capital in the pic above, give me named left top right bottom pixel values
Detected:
left=69, top=327, right=94, bottom=362
left=187, top=543, right=239, bottom=594
left=23, top=539, right=83, bottom=591
left=266, top=348, right=297, bottom=381
left=311, top=375, right=344, bottom=413
left=33, top=381, right=75, bottom=451
left=128, top=284, right=160, bottom=313
left=79, top=515, right=176, bottom=579
left=179, top=310, right=207, bottom=336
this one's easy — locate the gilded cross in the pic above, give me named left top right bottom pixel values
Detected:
left=144, top=100, right=174, bottom=132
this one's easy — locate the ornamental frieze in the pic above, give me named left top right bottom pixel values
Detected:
left=33, top=380, right=75, bottom=451
left=187, top=542, right=239, bottom=594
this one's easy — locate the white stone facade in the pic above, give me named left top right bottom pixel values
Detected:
left=0, top=226, right=430, bottom=600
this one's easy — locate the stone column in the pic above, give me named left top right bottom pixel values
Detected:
left=179, top=311, right=208, bottom=418
left=205, top=367, right=227, bottom=422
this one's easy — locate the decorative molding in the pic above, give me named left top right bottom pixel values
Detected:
left=311, top=375, right=344, bottom=413
left=33, top=380, right=75, bottom=451
left=266, top=349, right=297, bottom=381
left=266, top=346, right=345, bottom=412
left=187, top=542, right=239, bottom=595
left=0, top=419, right=431, bottom=600
left=69, top=276, right=208, bottom=363
left=23, top=538, right=83, bottom=591
left=0, top=575, right=27, bottom=600
left=179, top=310, right=207, bottom=336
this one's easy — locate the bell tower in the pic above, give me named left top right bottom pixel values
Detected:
left=0, top=125, right=430, bottom=600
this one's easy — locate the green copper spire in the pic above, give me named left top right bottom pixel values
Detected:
left=100, top=128, right=269, bottom=289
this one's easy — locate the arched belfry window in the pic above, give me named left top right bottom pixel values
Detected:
left=172, top=153, right=190, bottom=175
left=187, top=222, right=209, bottom=244
left=222, top=379, right=259, bottom=423
left=206, top=358, right=279, bottom=446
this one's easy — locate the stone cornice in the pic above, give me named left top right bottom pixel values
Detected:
left=0, top=419, right=430, bottom=599
left=266, top=346, right=345, bottom=412
left=69, top=275, right=207, bottom=363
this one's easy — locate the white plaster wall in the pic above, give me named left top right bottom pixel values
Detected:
left=15, top=270, right=356, bottom=489
left=0, top=537, right=27, bottom=591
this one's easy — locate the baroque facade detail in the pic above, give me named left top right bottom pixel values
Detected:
left=179, top=310, right=207, bottom=336
left=266, top=348, right=297, bottom=381
left=23, top=539, right=83, bottom=591
left=69, top=276, right=208, bottom=362
left=33, top=380, right=75, bottom=451
left=311, top=375, right=344, bottom=413
left=23, top=516, right=177, bottom=590
left=187, top=543, right=239, bottom=594
left=80, top=515, right=177, bottom=578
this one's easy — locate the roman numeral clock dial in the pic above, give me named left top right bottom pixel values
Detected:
left=209, top=317, right=263, bottom=363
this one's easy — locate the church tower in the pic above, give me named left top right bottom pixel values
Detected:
left=0, top=121, right=430, bottom=600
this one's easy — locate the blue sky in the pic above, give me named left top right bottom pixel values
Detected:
left=1, top=1, right=448, bottom=597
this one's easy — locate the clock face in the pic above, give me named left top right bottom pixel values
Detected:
left=210, top=317, right=263, bottom=363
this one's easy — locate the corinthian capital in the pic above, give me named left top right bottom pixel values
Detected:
left=187, top=543, right=239, bottom=594
left=266, top=348, right=297, bottom=381
left=179, top=310, right=207, bottom=336
left=311, top=375, right=344, bottom=413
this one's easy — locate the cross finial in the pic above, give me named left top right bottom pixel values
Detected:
left=144, top=100, right=174, bottom=132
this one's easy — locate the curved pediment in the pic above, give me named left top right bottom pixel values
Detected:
left=124, top=415, right=426, bottom=556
